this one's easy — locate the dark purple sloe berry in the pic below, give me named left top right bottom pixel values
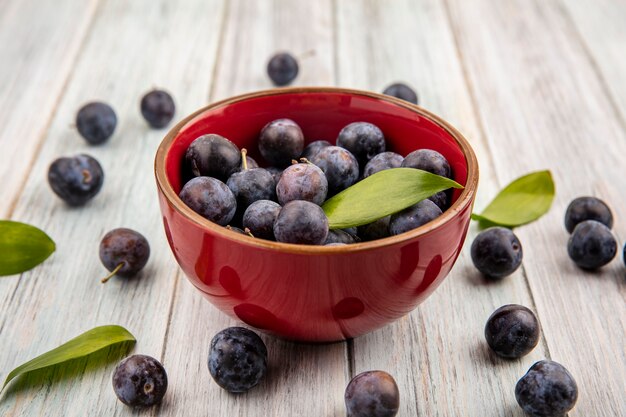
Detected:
left=311, top=146, right=359, bottom=195
left=402, top=149, right=452, bottom=179
left=363, top=152, right=403, bottom=178
left=112, top=355, right=167, bottom=408
left=276, top=162, right=328, bottom=205
left=358, top=216, right=391, bottom=241
left=567, top=220, right=617, bottom=270
left=428, top=191, right=449, bottom=211
left=227, top=150, right=276, bottom=214
left=179, top=176, right=236, bottom=226
left=47, top=154, right=104, bottom=206
left=208, top=327, right=267, bottom=393
left=345, top=370, right=400, bottom=417
left=564, top=196, right=613, bottom=233
left=266, top=166, right=283, bottom=184
left=343, top=227, right=358, bottom=236
left=185, top=134, right=241, bottom=181
left=267, top=52, right=299, bottom=86
left=99, top=228, right=150, bottom=283
left=140, top=89, right=175, bottom=128
left=301, top=140, right=331, bottom=160
left=485, top=304, right=540, bottom=359
left=382, top=83, right=418, bottom=104
left=324, top=229, right=359, bottom=245
left=258, top=119, right=305, bottom=167
left=389, top=199, right=442, bottom=236
left=76, top=102, right=117, bottom=145
left=471, top=227, right=523, bottom=279
left=515, top=360, right=578, bottom=417
left=336, top=122, right=386, bottom=166
left=273, top=200, right=329, bottom=245
left=243, top=200, right=281, bottom=241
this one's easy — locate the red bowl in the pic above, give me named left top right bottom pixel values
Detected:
left=155, top=87, right=478, bottom=342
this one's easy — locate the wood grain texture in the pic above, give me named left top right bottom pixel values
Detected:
left=158, top=2, right=350, bottom=416
left=0, top=0, right=100, bottom=218
left=444, top=0, right=626, bottom=415
left=0, top=0, right=225, bottom=415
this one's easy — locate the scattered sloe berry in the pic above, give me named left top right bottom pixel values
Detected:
left=140, top=89, right=175, bottom=128
left=112, top=355, right=167, bottom=408
left=344, top=370, right=399, bottom=417
left=47, top=154, right=104, bottom=206
left=208, top=327, right=267, bottom=393
left=337, top=122, right=386, bottom=166
left=564, top=196, right=613, bottom=233
left=389, top=199, right=442, bottom=236
left=267, top=52, right=299, bottom=86
left=99, top=228, right=150, bottom=283
left=179, top=177, right=236, bottom=225
left=76, top=102, right=117, bottom=145
left=185, top=134, right=241, bottom=181
left=485, top=304, right=540, bottom=359
left=567, top=220, right=617, bottom=269
left=515, top=360, right=578, bottom=417
left=382, top=83, right=418, bottom=104
left=471, top=227, right=523, bottom=279
left=273, top=200, right=329, bottom=245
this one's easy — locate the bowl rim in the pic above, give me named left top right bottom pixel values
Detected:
left=155, top=86, right=479, bottom=254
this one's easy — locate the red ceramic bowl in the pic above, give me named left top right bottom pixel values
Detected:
left=155, top=87, right=478, bottom=342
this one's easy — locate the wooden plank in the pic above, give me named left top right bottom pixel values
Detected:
left=0, top=0, right=226, bottom=415
left=0, top=0, right=99, bottom=218
left=444, top=0, right=626, bottom=415
left=336, top=1, right=549, bottom=415
left=158, top=2, right=350, bottom=416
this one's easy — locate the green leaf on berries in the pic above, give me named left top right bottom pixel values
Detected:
left=1, top=325, right=136, bottom=393
left=322, top=168, right=463, bottom=229
left=471, top=170, right=555, bottom=228
left=0, top=221, right=55, bottom=276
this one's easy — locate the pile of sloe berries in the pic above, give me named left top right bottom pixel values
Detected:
left=179, top=119, right=454, bottom=245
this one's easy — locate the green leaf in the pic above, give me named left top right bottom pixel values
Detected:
left=472, top=170, right=555, bottom=228
left=2, top=325, right=136, bottom=392
left=0, top=220, right=56, bottom=276
left=322, top=168, right=464, bottom=229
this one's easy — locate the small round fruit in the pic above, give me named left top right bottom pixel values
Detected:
left=485, top=304, right=540, bottom=359
left=311, top=146, right=359, bottom=195
left=100, top=228, right=150, bottom=283
left=301, top=140, right=331, bottom=160
left=567, top=220, right=617, bottom=269
left=258, top=119, right=305, bottom=167
left=227, top=167, right=276, bottom=212
left=47, top=154, right=104, bottom=206
left=266, top=166, right=283, bottom=184
left=428, top=191, right=449, bottom=211
left=363, top=152, right=403, bottom=178
left=243, top=200, right=281, bottom=240
left=76, top=102, right=117, bottom=145
left=382, top=83, right=418, bottom=104
left=344, top=370, right=399, bottom=417
left=140, top=89, right=175, bottom=128
left=564, top=196, right=613, bottom=233
left=402, top=149, right=452, bottom=179
left=471, top=227, right=523, bottom=279
left=179, top=176, right=236, bottom=225
left=389, top=199, right=442, bottom=235
left=267, top=52, right=299, bottom=86
left=208, top=327, right=268, bottom=393
left=274, top=200, right=329, bottom=245
left=515, top=360, right=578, bottom=417
left=185, top=134, right=241, bottom=181
left=336, top=122, right=386, bottom=166
left=358, top=216, right=391, bottom=241
left=325, top=229, right=359, bottom=245
left=112, top=355, right=167, bottom=408
left=276, top=162, right=328, bottom=205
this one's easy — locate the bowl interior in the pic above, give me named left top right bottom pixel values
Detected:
left=164, top=90, right=469, bottom=202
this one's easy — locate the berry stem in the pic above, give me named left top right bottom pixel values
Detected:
left=101, top=263, right=124, bottom=283
left=241, top=148, right=248, bottom=171
left=244, top=227, right=254, bottom=238
left=299, top=158, right=314, bottom=165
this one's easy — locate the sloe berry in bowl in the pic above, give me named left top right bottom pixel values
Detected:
left=155, top=87, right=478, bottom=341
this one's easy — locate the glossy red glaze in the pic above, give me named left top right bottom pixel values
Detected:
left=155, top=88, right=478, bottom=342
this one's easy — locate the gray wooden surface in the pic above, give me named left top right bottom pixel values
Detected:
left=1, top=0, right=624, bottom=416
